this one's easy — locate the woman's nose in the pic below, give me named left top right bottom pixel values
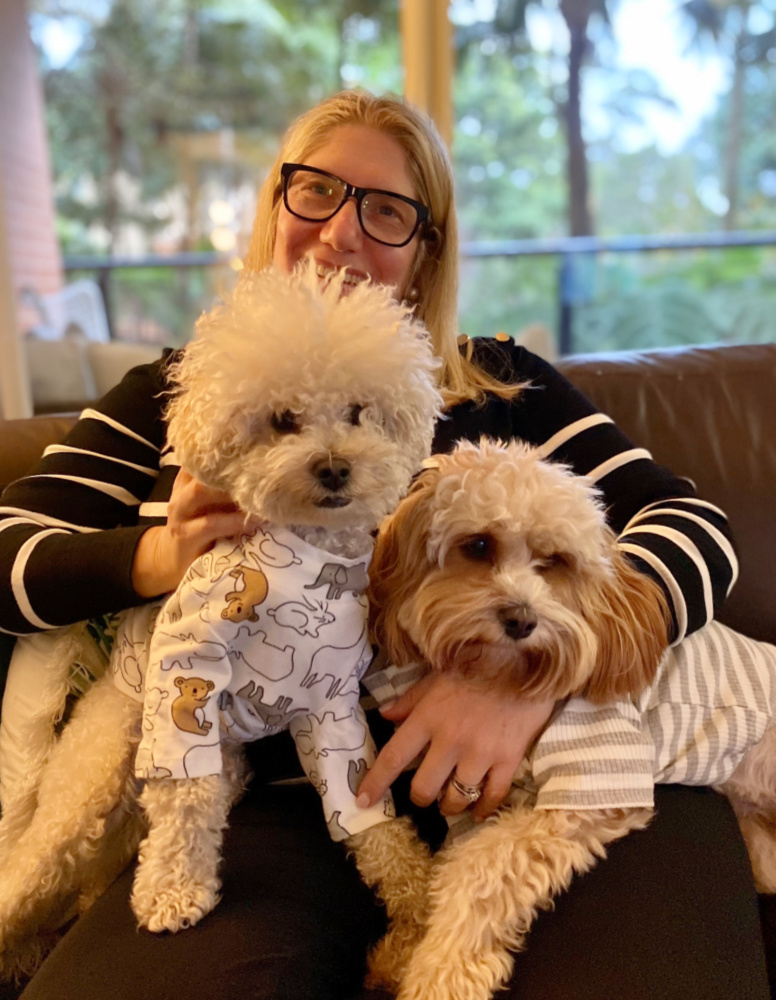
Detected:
left=319, top=198, right=362, bottom=251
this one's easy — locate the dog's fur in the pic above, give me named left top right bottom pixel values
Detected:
left=364, top=438, right=776, bottom=1000
left=0, top=263, right=443, bottom=979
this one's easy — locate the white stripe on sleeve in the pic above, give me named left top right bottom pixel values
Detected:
left=138, top=502, right=169, bottom=519
left=42, top=443, right=159, bottom=477
left=79, top=409, right=160, bottom=451
left=0, top=508, right=101, bottom=533
left=586, top=448, right=653, bottom=483
left=22, top=475, right=142, bottom=506
left=623, top=504, right=739, bottom=594
left=618, top=542, right=688, bottom=643
left=11, top=529, right=70, bottom=629
left=619, top=525, right=714, bottom=625
left=536, top=413, right=614, bottom=459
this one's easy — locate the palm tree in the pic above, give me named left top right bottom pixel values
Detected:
left=456, top=0, right=613, bottom=236
left=558, top=0, right=611, bottom=236
left=680, top=0, right=776, bottom=230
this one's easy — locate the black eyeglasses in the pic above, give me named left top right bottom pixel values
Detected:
left=280, top=162, right=430, bottom=248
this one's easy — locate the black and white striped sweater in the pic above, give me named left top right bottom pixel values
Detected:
left=0, top=339, right=737, bottom=640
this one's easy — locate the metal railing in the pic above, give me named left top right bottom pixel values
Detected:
left=460, top=230, right=776, bottom=353
left=63, top=251, right=232, bottom=341
left=65, top=230, right=776, bottom=353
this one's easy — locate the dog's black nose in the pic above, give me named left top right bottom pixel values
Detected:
left=498, top=605, right=537, bottom=641
left=313, top=457, right=351, bottom=492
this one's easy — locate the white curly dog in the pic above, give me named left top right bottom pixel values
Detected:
left=0, top=263, right=442, bottom=980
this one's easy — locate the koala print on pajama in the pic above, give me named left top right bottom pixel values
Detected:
left=114, top=526, right=393, bottom=841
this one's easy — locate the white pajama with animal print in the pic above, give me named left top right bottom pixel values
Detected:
left=113, top=525, right=393, bottom=841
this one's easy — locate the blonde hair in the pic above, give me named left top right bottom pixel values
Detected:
left=243, top=89, right=518, bottom=405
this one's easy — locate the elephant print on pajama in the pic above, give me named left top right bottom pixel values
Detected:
left=115, top=526, right=393, bottom=840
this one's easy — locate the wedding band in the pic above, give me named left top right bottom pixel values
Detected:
left=450, top=773, right=485, bottom=805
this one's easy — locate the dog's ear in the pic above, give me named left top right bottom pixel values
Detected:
left=368, top=473, right=439, bottom=667
left=582, top=550, right=672, bottom=703
left=165, top=378, right=245, bottom=491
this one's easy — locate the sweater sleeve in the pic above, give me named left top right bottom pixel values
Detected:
left=0, top=354, right=173, bottom=635
left=473, top=339, right=738, bottom=644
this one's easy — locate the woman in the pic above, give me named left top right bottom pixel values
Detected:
left=0, top=90, right=766, bottom=1000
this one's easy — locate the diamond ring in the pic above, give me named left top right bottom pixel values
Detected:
left=450, top=773, right=486, bottom=805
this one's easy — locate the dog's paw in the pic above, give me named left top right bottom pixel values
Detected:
left=0, top=930, right=60, bottom=984
left=397, top=969, right=488, bottom=1000
left=396, top=936, right=514, bottom=1000
left=132, top=882, right=219, bottom=934
left=365, top=924, right=421, bottom=992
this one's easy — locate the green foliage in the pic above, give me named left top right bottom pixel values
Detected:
left=34, top=0, right=400, bottom=255
left=572, top=246, right=776, bottom=352
left=30, top=0, right=776, bottom=352
left=459, top=255, right=559, bottom=340
left=454, top=44, right=567, bottom=241
left=33, top=0, right=399, bottom=341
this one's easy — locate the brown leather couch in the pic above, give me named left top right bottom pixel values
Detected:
left=1, top=342, right=774, bottom=646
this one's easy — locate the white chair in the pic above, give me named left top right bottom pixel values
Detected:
left=19, top=280, right=160, bottom=412
left=21, top=279, right=110, bottom=343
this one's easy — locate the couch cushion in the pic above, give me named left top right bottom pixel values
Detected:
left=23, top=336, right=163, bottom=414
left=86, top=342, right=163, bottom=398
left=24, top=333, right=96, bottom=412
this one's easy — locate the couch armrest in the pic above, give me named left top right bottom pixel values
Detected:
left=0, top=414, right=78, bottom=492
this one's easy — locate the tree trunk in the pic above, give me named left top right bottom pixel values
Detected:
left=180, top=0, right=199, bottom=254
left=559, top=0, right=594, bottom=237
left=103, top=96, right=123, bottom=254
left=724, top=48, right=745, bottom=232
left=184, top=0, right=199, bottom=67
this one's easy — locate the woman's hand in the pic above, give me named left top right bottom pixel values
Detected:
left=356, top=673, right=555, bottom=820
left=131, top=469, right=257, bottom=598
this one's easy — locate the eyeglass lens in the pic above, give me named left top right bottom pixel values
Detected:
left=285, top=169, right=420, bottom=246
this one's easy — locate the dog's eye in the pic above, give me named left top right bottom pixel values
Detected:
left=460, top=535, right=494, bottom=562
left=537, top=553, right=569, bottom=573
left=348, top=404, right=364, bottom=426
left=271, top=410, right=300, bottom=434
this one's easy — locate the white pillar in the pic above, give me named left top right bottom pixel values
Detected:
left=401, top=0, right=453, bottom=148
left=0, top=160, right=32, bottom=419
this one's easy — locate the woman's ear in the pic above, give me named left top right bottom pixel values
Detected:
left=368, top=472, right=439, bottom=667
left=583, top=551, right=672, bottom=703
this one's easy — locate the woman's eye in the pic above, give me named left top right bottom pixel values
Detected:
left=298, top=179, right=331, bottom=197
left=460, top=535, right=493, bottom=561
left=271, top=410, right=300, bottom=434
left=348, top=404, right=364, bottom=426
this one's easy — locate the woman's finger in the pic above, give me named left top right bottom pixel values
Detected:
left=378, top=675, right=435, bottom=723
left=356, top=714, right=431, bottom=808
left=406, top=739, right=460, bottom=808
left=471, top=761, right=518, bottom=820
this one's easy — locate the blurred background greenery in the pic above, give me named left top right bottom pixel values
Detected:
left=28, top=0, right=776, bottom=353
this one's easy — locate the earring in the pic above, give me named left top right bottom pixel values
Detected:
left=407, top=287, right=419, bottom=300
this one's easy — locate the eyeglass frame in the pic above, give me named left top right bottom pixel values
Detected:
left=279, top=162, right=431, bottom=248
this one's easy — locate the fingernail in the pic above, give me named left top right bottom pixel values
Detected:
left=356, top=792, right=371, bottom=809
left=378, top=699, right=396, bottom=715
